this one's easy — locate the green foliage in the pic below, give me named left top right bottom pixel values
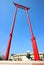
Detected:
left=43, top=54, right=44, bottom=59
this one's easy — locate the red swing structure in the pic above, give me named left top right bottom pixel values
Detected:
left=5, top=2, right=40, bottom=60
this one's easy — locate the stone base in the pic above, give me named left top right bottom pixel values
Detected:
left=0, top=61, right=44, bottom=65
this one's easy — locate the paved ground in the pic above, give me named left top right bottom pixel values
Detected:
left=0, top=61, right=44, bottom=65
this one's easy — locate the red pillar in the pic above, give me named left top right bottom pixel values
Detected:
left=26, top=10, right=40, bottom=60
left=5, top=7, right=18, bottom=60
left=31, top=35, right=40, bottom=60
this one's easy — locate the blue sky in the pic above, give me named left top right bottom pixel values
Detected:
left=0, top=0, right=44, bottom=55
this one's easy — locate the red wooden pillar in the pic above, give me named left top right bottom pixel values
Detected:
left=26, top=10, right=40, bottom=60
left=5, top=7, right=18, bottom=60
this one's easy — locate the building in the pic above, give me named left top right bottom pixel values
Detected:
left=9, top=52, right=44, bottom=61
